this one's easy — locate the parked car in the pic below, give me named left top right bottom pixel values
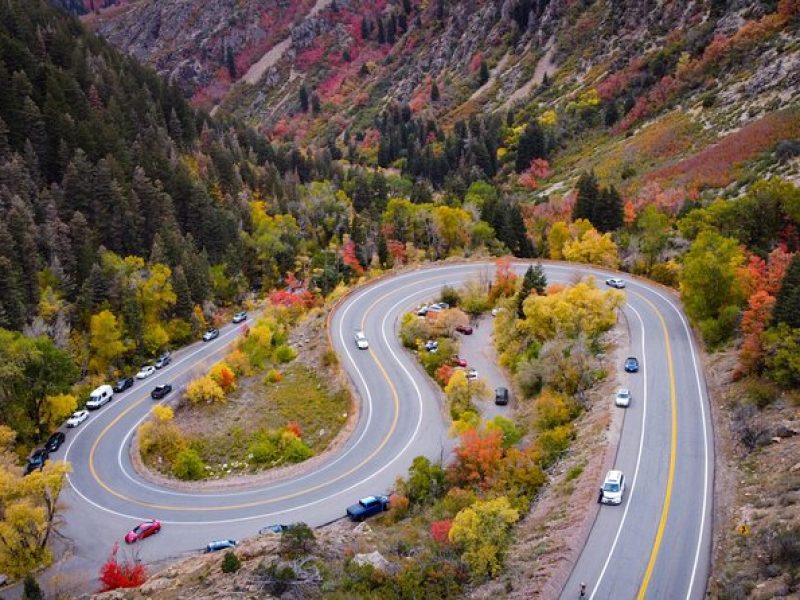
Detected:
left=494, top=387, right=510, bottom=406
left=451, top=355, right=467, bottom=367
left=491, top=307, right=504, bottom=316
left=151, top=384, right=173, bottom=400
left=428, top=302, right=449, bottom=312
left=205, top=539, right=237, bottom=553
left=605, top=278, right=626, bottom=289
left=125, top=520, right=161, bottom=544
left=455, top=324, right=473, bottom=335
left=624, top=357, right=640, bottom=373
left=154, top=352, right=171, bottom=369
left=86, top=384, right=114, bottom=410
left=66, top=410, right=89, bottom=428
left=259, top=524, right=290, bottom=535
left=416, top=304, right=429, bottom=317
left=615, top=388, right=631, bottom=408
left=354, top=331, right=369, bottom=350
left=424, top=340, right=439, bottom=353
left=232, top=311, right=248, bottom=323
left=202, top=327, right=220, bottom=342
left=346, top=495, right=390, bottom=521
left=24, top=448, right=48, bottom=475
left=45, top=431, right=66, bottom=453
left=136, top=365, right=156, bottom=379
left=466, top=368, right=478, bottom=381
left=113, top=377, right=134, bottom=393
left=599, top=470, right=626, bottom=505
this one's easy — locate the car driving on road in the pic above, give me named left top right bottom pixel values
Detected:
left=599, top=470, right=626, bottom=505
left=113, top=377, right=134, bottom=393
left=154, top=352, right=171, bottom=369
left=466, top=368, right=478, bottom=381
left=354, top=331, right=369, bottom=349
left=451, top=355, right=467, bottom=367
left=232, top=311, right=248, bottom=323
left=136, top=365, right=156, bottom=379
left=495, top=387, right=509, bottom=406
left=125, top=520, right=161, bottom=544
left=151, top=384, right=173, bottom=400
left=66, top=410, right=89, bottom=427
left=86, top=384, right=114, bottom=410
left=347, top=495, right=390, bottom=521
left=205, top=539, right=237, bottom=553
left=615, top=388, right=631, bottom=407
left=605, top=278, right=626, bottom=289
left=202, top=327, right=220, bottom=342
left=624, top=357, right=640, bottom=373
left=455, top=324, right=473, bottom=335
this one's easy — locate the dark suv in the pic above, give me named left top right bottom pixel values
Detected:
left=494, top=387, right=509, bottom=406
left=113, top=377, right=134, bottom=393
left=25, top=448, right=49, bottom=475
left=45, top=431, right=66, bottom=453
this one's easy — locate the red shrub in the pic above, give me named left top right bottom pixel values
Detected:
left=431, top=519, right=453, bottom=544
left=99, top=543, right=147, bottom=592
left=285, top=421, right=303, bottom=438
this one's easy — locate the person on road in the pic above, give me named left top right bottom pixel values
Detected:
left=580, top=582, right=587, bottom=598
left=597, top=487, right=603, bottom=503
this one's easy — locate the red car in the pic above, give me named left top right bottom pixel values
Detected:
left=455, top=324, right=473, bottom=335
left=125, top=520, right=161, bottom=544
left=451, top=355, right=467, bottom=367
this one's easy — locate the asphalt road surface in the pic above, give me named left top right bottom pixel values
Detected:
left=51, top=262, right=712, bottom=599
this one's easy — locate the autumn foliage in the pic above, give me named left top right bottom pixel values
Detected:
left=430, top=519, right=453, bottom=544
left=449, top=428, right=504, bottom=490
left=99, top=543, right=147, bottom=592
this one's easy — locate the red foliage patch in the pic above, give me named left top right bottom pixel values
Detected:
left=99, top=543, right=147, bottom=592
left=431, top=519, right=453, bottom=544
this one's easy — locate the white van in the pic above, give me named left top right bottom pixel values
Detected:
left=86, top=384, right=114, bottom=410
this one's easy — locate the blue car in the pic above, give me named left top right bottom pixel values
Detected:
left=346, top=495, right=390, bottom=521
left=624, top=357, right=640, bottom=373
left=205, top=539, right=237, bottom=553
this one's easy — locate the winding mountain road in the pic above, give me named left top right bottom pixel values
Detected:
left=56, top=262, right=713, bottom=599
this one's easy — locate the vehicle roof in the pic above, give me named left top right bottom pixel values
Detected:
left=605, top=470, right=623, bottom=482
left=360, top=495, right=378, bottom=503
left=617, top=388, right=630, bottom=394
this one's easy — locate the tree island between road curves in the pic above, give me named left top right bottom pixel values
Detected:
left=137, top=302, right=349, bottom=482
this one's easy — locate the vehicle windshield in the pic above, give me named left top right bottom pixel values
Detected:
left=603, top=482, right=620, bottom=493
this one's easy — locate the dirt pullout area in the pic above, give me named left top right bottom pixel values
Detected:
left=706, top=351, right=800, bottom=599
left=471, top=316, right=629, bottom=599
left=131, top=307, right=357, bottom=492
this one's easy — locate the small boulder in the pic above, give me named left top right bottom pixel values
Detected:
left=353, top=551, right=391, bottom=573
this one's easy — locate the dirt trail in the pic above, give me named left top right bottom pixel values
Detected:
left=502, top=36, right=557, bottom=110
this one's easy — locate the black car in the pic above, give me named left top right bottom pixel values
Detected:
left=494, top=387, right=509, bottom=406
left=151, top=384, right=173, bottom=400
left=624, top=357, right=640, bottom=373
left=154, top=353, right=171, bottom=369
left=24, top=448, right=49, bottom=475
left=113, top=377, right=134, bottom=393
left=45, top=431, right=66, bottom=453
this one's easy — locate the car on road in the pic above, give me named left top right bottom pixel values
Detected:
left=424, top=340, right=439, bottom=353
left=624, top=357, right=640, bottom=373
left=202, top=327, right=220, bottom=342
left=66, top=410, right=89, bottom=428
left=495, top=387, right=509, bottom=406
left=113, top=377, right=134, bottom=393
left=466, top=368, right=478, bottom=381
left=45, top=431, right=66, bottom=453
left=125, top=520, right=161, bottom=544
left=615, top=388, right=631, bottom=407
left=232, top=311, right=248, bottom=323
left=154, top=352, right=171, bottom=369
left=491, top=307, right=504, bottom=316
left=599, top=470, right=626, bottom=505
left=151, top=384, right=173, bottom=400
left=205, top=539, right=238, bottom=553
left=346, top=495, right=390, bottom=521
left=86, top=384, right=114, bottom=410
left=455, top=324, right=473, bottom=335
left=259, top=524, right=290, bottom=535
left=24, top=448, right=48, bottom=475
left=605, top=278, right=626, bottom=289
left=451, top=355, right=467, bottom=367
left=136, top=365, right=156, bottom=379
left=354, top=330, right=369, bottom=349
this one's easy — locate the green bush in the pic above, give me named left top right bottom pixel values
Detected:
left=250, top=439, right=278, bottom=464
left=281, top=434, right=314, bottom=463
left=440, top=285, right=461, bottom=307
left=280, top=522, right=316, bottom=558
left=221, top=551, right=241, bottom=574
left=273, top=344, right=297, bottom=363
left=22, top=575, right=43, bottom=600
left=172, top=448, right=206, bottom=480
left=536, top=424, right=574, bottom=468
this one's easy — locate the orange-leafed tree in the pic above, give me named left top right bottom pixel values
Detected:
left=489, top=257, right=518, bottom=301
left=99, top=543, right=147, bottom=592
left=449, top=427, right=503, bottom=490
left=431, top=519, right=453, bottom=544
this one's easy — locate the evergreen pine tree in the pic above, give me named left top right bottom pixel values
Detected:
left=403, top=0, right=412, bottom=13
left=773, top=253, right=800, bottom=328
left=0, top=115, right=10, bottom=159
left=378, top=19, right=386, bottom=44
left=509, top=204, right=534, bottom=257
left=0, top=256, right=25, bottom=329
left=516, top=264, right=547, bottom=318
left=360, top=17, right=369, bottom=40
left=515, top=121, right=547, bottom=172
left=431, top=81, right=440, bottom=102
left=604, top=102, right=619, bottom=127
left=299, top=86, right=310, bottom=112
left=597, top=185, right=623, bottom=232
left=478, top=60, right=490, bottom=86
left=172, top=265, right=193, bottom=319
left=225, top=47, right=237, bottom=79
left=572, top=171, right=600, bottom=225
left=22, top=574, right=44, bottom=600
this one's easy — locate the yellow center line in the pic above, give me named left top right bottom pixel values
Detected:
left=635, top=293, right=678, bottom=599
left=86, top=287, right=402, bottom=512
